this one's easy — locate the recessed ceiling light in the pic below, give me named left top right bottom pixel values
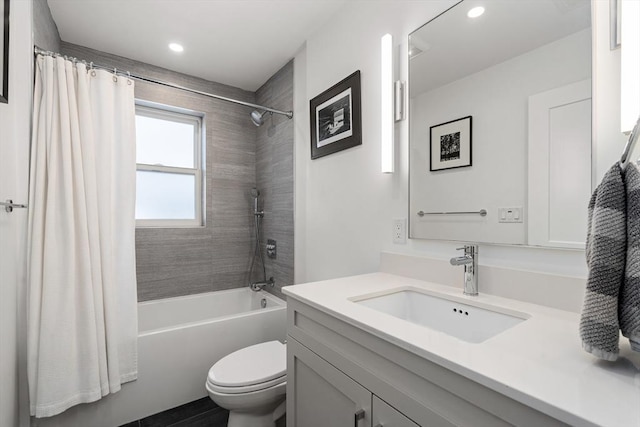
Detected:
left=467, top=6, right=485, bottom=18
left=168, top=43, right=184, bottom=53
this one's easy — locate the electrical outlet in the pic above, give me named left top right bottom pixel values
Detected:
left=498, top=207, right=523, bottom=223
left=393, top=218, right=407, bottom=244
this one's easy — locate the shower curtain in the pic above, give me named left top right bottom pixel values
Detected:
left=27, top=55, right=138, bottom=418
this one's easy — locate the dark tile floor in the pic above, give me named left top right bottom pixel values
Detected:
left=120, top=397, right=229, bottom=427
left=120, top=397, right=286, bottom=427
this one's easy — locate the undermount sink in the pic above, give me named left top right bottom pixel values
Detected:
left=350, top=287, right=529, bottom=343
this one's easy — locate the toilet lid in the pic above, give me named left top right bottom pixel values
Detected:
left=208, top=341, right=286, bottom=387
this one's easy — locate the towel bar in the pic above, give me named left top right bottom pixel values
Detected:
left=620, top=115, right=640, bottom=170
left=417, top=209, right=487, bottom=217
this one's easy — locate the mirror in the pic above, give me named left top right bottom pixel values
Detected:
left=409, top=0, right=592, bottom=248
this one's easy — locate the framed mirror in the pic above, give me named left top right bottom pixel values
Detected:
left=1, top=0, right=8, bottom=104
left=408, top=0, right=592, bottom=248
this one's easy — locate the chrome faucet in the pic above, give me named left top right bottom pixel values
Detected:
left=250, top=277, right=275, bottom=292
left=450, top=244, right=478, bottom=296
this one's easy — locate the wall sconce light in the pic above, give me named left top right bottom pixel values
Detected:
left=381, top=33, right=406, bottom=173
left=381, top=33, right=394, bottom=173
left=621, top=0, right=640, bottom=133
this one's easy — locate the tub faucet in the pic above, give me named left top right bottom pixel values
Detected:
left=250, top=277, right=275, bottom=292
left=450, top=244, right=478, bottom=296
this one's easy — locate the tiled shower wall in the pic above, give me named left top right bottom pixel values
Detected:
left=33, top=0, right=61, bottom=52
left=255, top=62, right=295, bottom=300
left=60, top=42, right=259, bottom=301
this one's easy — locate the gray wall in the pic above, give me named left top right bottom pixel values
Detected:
left=254, top=62, right=295, bottom=300
left=60, top=42, right=259, bottom=301
left=33, top=0, right=61, bottom=52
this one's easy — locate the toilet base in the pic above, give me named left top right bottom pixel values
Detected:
left=227, top=409, right=281, bottom=427
left=208, top=383, right=286, bottom=427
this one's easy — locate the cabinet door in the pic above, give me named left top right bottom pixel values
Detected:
left=373, top=396, right=420, bottom=427
left=287, top=338, right=371, bottom=427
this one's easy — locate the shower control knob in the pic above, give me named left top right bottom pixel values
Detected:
left=267, top=239, right=277, bottom=259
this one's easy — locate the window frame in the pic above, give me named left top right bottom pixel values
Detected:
left=135, top=101, right=205, bottom=228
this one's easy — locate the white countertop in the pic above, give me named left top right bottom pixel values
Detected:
left=283, top=272, right=640, bottom=427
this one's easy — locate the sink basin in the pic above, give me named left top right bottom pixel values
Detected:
left=350, top=287, right=529, bottom=343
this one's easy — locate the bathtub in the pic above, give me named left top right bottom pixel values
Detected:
left=33, top=288, right=286, bottom=427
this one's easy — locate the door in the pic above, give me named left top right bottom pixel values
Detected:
left=373, top=396, right=420, bottom=427
left=528, top=79, right=592, bottom=248
left=287, top=338, right=371, bottom=427
left=0, top=0, right=32, bottom=425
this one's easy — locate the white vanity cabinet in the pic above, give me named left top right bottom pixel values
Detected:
left=372, top=396, right=420, bottom=427
left=288, top=338, right=371, bottom=427
left=288, top=338, right=418, bottom=427
left=286, top=297, right=568, bottom=427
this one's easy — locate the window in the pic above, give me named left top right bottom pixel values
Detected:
left=135, top=103, right=204, bottom=227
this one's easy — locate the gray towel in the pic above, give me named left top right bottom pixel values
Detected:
left=580, top=164, right=626, bottom=361
left=620, top=163, right=640, bottom=351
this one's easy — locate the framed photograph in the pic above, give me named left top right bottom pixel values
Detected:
left=430, top=116, right=472, bottom=171
left=0, top=0, right=8, bottom=104
left=310, top=70, right=361, bottom=159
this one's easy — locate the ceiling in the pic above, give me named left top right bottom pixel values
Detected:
left=47, top=0, right=347, bottom=91
left=409, top=0, right=591, bottom=96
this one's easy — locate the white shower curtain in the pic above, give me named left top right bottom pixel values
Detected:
left=27, top=55, right=138, bottom=418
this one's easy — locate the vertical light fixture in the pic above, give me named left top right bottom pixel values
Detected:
left=381, top=33, right=394, bottom=173
left=621, top=0, right=640, bottom=133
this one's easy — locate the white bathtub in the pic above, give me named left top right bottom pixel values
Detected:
left=33, top=288, right=286, bottom=427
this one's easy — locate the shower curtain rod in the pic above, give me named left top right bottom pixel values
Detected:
left=33, top=46, right=294, bottom=119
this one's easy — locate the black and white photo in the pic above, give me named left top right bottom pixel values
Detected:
left=430, top=116, right=472, bottom=171
left=440, top=132, right=461, bottom=161
left=310, top=70, right=361, bottom=159
left=316, top=88, right=352, bottom=147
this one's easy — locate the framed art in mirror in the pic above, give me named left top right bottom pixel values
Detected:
left=1, top=0, right=8, bottom=104
left=430, top=115, right=472, bottom=171
left=310, top=70, right=362, bottom=159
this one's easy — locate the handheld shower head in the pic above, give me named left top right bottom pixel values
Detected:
left=250, top=188, right=262, bottom=216
left=250, top=110, right=270, bottom=127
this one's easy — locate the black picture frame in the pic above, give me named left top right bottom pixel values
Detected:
left=0, top=0, right=8, bottom=104
left=310, top=70, right=362, bottom=159
left=429, top=116, right=472, bottom=171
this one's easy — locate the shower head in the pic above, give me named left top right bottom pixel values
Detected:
left=250, top=110, right=270, bottom=127
left=250, top=188, right=263, bottom=216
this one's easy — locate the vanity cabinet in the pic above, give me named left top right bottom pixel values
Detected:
left=288, top=338, right=371, bottom=427
left=286, top=298, right=568, bottom=427
left=288, top=338, right=419, bottom=427
left=373, top=396, right=420, bottom=427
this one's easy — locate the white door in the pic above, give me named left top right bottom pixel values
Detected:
left=528, top=79, right=592, bottom=248
left=0, top=0, right=32, bottom=425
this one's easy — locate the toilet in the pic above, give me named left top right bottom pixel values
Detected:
left=206, top=340, right=287, bottom=427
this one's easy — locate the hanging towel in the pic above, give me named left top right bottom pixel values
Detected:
left=620, top=163, right=640, bottom=351
left=580, top=164, right=627, bottom=361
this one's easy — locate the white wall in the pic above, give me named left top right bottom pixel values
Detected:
left=593, top=0, right=629, bottom=184
left=294, top=0, right=603, bottom=286
left=294, top=0, right=459, bottom=284
left=0, top=0, right=33, bottom=426
left=410, top=29, right=591, bottom=245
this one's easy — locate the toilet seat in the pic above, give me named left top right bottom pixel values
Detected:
left=207, top=341, right=286, bottom=394
left=207, top=374, right=286, bottom=394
